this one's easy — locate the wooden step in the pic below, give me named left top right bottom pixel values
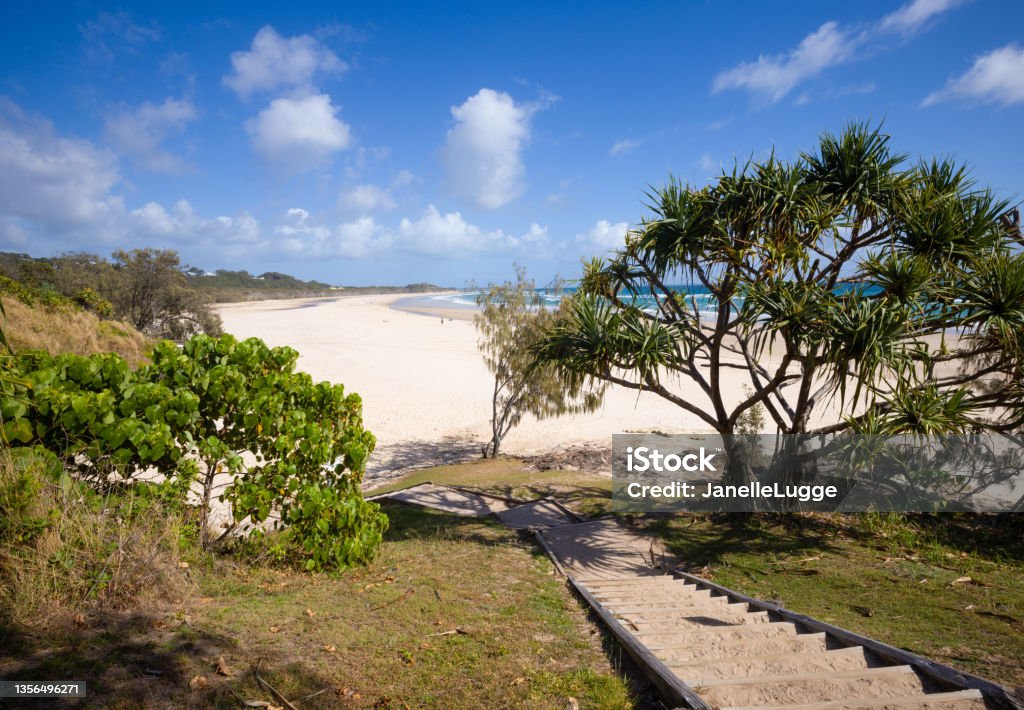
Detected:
left=674, top=646, right=871, bottom=684
left=724, top=688, right=986, bottom=710
left=579, top=576, right=679, bottom=588
left=638, top=621, right=800, bottom=647
left=654, top=632, right=830, bottom=664
left=604, top=599, right=744, bottom=614
left=697, top=666, right=926, bottom=708
left=625, top=609, right=772, bottom=629
left=591, top=587, right=717, bottom=602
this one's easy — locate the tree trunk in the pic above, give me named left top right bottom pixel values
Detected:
left=199, top=458, right=218, bottom=548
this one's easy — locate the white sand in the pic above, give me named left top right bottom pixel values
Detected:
left=214, top=294, right=787, bottom=484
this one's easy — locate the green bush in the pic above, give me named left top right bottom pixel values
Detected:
left=1, top=333, right=386, bottom=572
left=72, top=287, right=114, bottom=318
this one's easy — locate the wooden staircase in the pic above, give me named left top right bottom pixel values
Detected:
left=578, top=575, right=1003, bottom=709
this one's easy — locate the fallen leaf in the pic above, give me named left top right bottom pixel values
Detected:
left=215, top=656, right=232, bottom=677
left=511, top=677, right=526, bottom=686
left=952, top=576, right=973, bottom=585
left=322, top=644, right=336, bottom=653
left=73, top=613, right=86, bottom=626
left=188, top=674, right=207, bottom=690
left=177, top=561, right=190, bottom=569
left=567, top=697, right=580, bottom=710
left=268, top=626, right=281, bottom=633
left=242, top=701, right=272, bottom=708
left=305, top=608, right=315, bottom=618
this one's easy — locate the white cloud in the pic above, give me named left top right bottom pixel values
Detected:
left=392, top=169, right=416, bottom=188
left=0, top=99, right=124, bottom=237
left=276, top=208, right=391, bottom=258
left=131, top=199, right=260, bottom=243
left=399, top=205, right=548, bottom=255
left=879, top=0, right=966, bottom=34
left=0, top=99, right=263, bottom=253
left=609, top=138, right=641, bottom=156
left=267, top=204, right=550, bottom=260
left=713, top=0, right=964, bottom=103
left=104, top=97, right=197, bottom=173
left=246, top=93, right=352, bottom=172
left=338, top=184, right=396, bottom=213
left=923, top=44, right=1024, bottom=107
left=442, top=89, right=538, bottom=209
left=223, top=25, right=346, bottom=99
left=697, top=154, right=718, bottom=172
left=576, top=219, right=629, bottom=253
left=712, top=21, right=855, bottom=103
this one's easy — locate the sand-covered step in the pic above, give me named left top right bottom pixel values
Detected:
left=723, top=688, right=986, bottom=710
left=638, top=620, right=800, bottom=647
left=591, top=587, right=719, bottom=602
left=603, top=598, right=744, bottom=615
left=674, top=646, right=872, bottom=684
left=578, top=577, right=681, bottom=591
left=654, top=631, right=830, bottom=664
left=624, top=609, right=772, bottom=630
left=696, top=666, right=926, bottom=708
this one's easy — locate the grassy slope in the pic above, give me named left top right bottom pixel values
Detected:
left=0, top=503, right=636, bottom=709
left=381, top=460, right=1024, bottom=689
left=3, top=298, right=150, bottom=366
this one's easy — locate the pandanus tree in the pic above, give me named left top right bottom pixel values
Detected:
left=533, top=123, right=1024, bottom=489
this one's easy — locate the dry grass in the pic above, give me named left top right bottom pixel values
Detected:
left=3, top=298, right=151, bottom=366
left=0, top=449, right=192, bottom=630
left=0, top=501, right=640, bottom=709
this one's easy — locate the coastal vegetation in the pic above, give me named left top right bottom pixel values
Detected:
left=0, top=248, right=222, bottom=341
left=183, top=266, right=446, bottom=303
left=475, top=266, right=604, bottom=457
left=535, top=123, right=1024, bottom=491
left=2, top=333, right=385, bottom=569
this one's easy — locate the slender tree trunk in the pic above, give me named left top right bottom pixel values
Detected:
left=199, top=458, right=219, bottom=548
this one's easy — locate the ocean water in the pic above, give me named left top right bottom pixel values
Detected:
left=427, top=285, right=730, bottom=320
left=430, top=282, right=881, bottom=321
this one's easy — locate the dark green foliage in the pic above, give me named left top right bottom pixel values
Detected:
left=535, top=123, right=1024, bottom=488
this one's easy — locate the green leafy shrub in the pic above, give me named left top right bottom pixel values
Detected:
left=1, top=333, right=386, bottom=572
left=72, top=287, right=114, bottom=318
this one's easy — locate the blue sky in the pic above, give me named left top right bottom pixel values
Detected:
left=1, top=1, right=1023, bottom=286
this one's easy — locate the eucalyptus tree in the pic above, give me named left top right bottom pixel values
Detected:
left=475, top=266, right=604, bottom=458
left=534, top=124, right=1024, bottom=486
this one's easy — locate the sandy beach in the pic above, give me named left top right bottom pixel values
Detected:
left=216, top=293, right=771, bottom=484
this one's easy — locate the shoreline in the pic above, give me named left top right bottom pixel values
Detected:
left=389, top=293, right=478, bottom=321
